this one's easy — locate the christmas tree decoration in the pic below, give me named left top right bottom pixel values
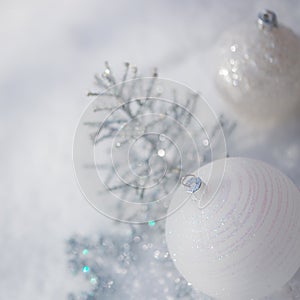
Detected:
left=73, top=63, right=234, bottom=223
left=166, top=157, right=300, bottom=300
left=69, top=63, right=236, bottom=299
left=66, top=222, right=205, bottom=300
left=215, top=10, right=300, bottom=127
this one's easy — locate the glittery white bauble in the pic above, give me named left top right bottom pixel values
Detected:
left=166, top=157, right=300, bottom=300
left=215, top=11, right=300, bottom=126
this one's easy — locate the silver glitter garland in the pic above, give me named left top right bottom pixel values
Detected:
left=69, top=63, right=236, bottom=299
left=67, top=222, right=206, bottom=300
left=75, top=62, right=235, bottom=222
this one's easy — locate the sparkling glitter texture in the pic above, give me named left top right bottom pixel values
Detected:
left=215, top=12, right=300, bottom=126
left=67, top=222, right=208, bottom=300
left=166, top=158, right=300, bottom=300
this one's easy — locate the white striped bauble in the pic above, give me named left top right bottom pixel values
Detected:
left=166, top=157, right=300, bottom=299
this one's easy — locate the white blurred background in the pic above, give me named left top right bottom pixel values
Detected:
left=1, top=0, right=300, bottom=299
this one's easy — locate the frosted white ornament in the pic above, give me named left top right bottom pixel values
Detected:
left=215, top=10, right=300, bottom=127
left=166, top=157, right=300, bottom=300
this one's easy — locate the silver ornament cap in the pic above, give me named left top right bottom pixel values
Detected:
left=257, top=9, right=278, bottom=30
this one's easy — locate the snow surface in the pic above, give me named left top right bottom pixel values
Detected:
left=1, top=0, right=300, bottom=299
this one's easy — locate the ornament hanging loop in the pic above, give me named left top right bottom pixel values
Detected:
left=258, top=9, right=278, bottom=30
left=181, top=174, right=211, bottom=209
left=181, top=174, right=203, bottom=193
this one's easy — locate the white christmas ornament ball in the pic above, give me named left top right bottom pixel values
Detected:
left=166, top=157, right=300, bottom=300
left=215, top=10, right=300, bottom=126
